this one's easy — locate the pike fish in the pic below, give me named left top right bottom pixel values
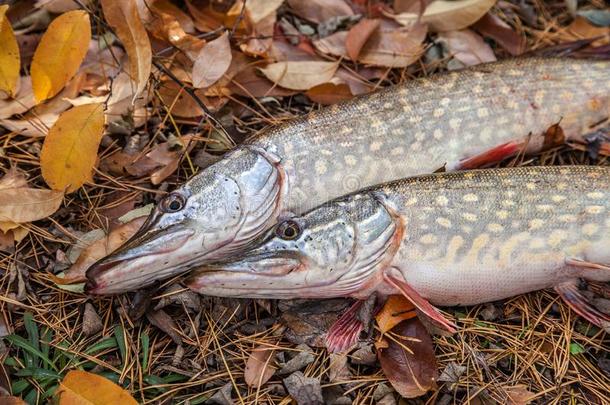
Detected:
left=86, top=57, right=610, bottom=294
left=187, top=166, right=610, bottom=349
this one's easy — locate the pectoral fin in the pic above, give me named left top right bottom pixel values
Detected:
left=456, top=140, right=525, bottom=170
left=383, top=268, right=457, bottom=334
left=555, top=280, right=610, bottom=330
left=325, top=300, right=364, bottom=353
left=566, top=257, right=610, bottom=272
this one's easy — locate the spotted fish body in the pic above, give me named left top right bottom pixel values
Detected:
left=86, top=57, right=610, bottom=295
left=187, top=166, right=610, bottom=308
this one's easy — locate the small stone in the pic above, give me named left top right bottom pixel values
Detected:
left=350, top=343, right=376, bottom=365
left=207, top=382, right=233, bottom=405
left=283, top=371, right=324, bottom=405
left=373, top=383, right=394, bottom=401
left=278, top=346, right=315, bottom=375
left=82, top=303, right=103, bottom=336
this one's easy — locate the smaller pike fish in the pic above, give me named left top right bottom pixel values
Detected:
left=187, top=166, right=610, bottom=349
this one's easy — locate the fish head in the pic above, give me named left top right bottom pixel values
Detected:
left=186, top=193, right=400, bottom=299
left=85, top=147, right=286, bottom=294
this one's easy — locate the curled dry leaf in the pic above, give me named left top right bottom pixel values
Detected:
left=0, top=5, right=20, bottom=97
left=192, top=31, right=232, bottom=88
left=59, top=216, right=146, bottom=284
left=472, top=13, right=524, bottom=56
left=259, top=61, right=339, bottom=91
left=40, top=103, right=105, bottom=193
left=377, top=318, right=438, bottom=398
left=246, top=0, right=284, bottom=25
left=244, top=345, right=276, bottom=388
left=392, top=0, right=496, bottom=32
left=30, top=10, right=91, bottom=102
left=228, top=65, right=297, bottom=98
left=287, top=0, right=354, bottom=24
left=438, top=29, right=496, bottom=66
left=0, top=168, right=63, bottom=224
left=376, top=295, right=417, bottom=334
left=151, top=0, right=195, bottom=33
left=241, top=11, right=275, bottom=57
left=147, top=135, right=196, bottom=185
left=101, top=0, right=151, bottom=100
left=346, top=18, right=380, bottom=61
left=57, top=370, right=137, bottom=405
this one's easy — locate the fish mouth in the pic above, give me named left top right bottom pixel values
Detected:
left=85, top=226, right=196, bottom=295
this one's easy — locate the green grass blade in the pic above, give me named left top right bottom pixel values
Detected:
left=14, top=367, right=62, bottom=380
left=5, top=335, right=57, bottom=371
left=84, top=336, right=117, bottom=355
left=114, top=325, right=126, bottom=363
left=140, top=332, right=149, bottom=371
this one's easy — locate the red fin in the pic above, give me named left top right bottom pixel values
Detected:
left=555, top=280, right=610, bottom=328
left=457, top=141, right=525, bottom=170
left=325, top=300, right=364, bottom=353
left=383, top=268, right=457, bottom=334
left=566, top=257, right=610, bottom=272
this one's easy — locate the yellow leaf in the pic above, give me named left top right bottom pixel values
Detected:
left=0, top=5, right=20, bottom=96
left=259, top=61, right=339, bottom=91
left=101, top=0, right=152, bottom=100
left=31, top=10, right=91, bottom=102
left=40, top=103, right=105, bottom=193
left=375, top=295, right=417, bottom=334
left=57, top=370, right=138, bottom=405
left=392, top=0, right=496, bottom=32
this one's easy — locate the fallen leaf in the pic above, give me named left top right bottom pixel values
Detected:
left=101, top=0, right=152, bottom=100
left=0, top=396, right=27, bottom=405
left=438, top=29, right=496, bottom=66
left=246, top=0, right=284, bottom=24
left=146, top=309, right=182, bottom=344
left=543, top=122, right=565, bottom=149
left=392, top=0, right=496, bottom=32
left=59, top=216, right=146, bottom=284
left=31, top=10, right=90, bottom=102
left=564, top=16, right=610, bottom=45
left=306, top=82, right=353, bottom=105
left=192, top=31, right=232, bottom=88
left=57, top=370, right=138, bottom=404
left=259, top=61, right=339, bottom=90
left=283, top=371, right=324, bottom=405
left=504, top=384, right=535, bottom=405
left=578, top=9, right=610, bottom=27
left=0, top=168, right=63, bottom=224
left=0, top=5, right=20, bottom=96
left=0, top=76, right=37, bottom=119
left=35, top=0, right=88, bottom=14
left=146, top=10, right=204, bottom=60
left=229, top=64, right=297, bottom=98
left=376, top=295, right=417, bottom=334
left=40, top=103, right=105, bottom=193
left=346, top=18, right=380, bottom=61
left=472, top=13, right=524, bottom=56
left=150, top=0, right=195, bottom=33
left=185, top=0, right=225, bottom=32
left=377, top=318, right=438, bottom=398
left=241, top=11, right=275, bottom=57
left=287, top=0, right=354, bottom=24
left=244, top=345, right=276, bottom=388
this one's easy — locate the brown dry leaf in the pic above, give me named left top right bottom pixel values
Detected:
left=438, top=29, right=496, bottom=66
left=241, top=11, right=275, bottom=57
left=0, top=76, right=37, bottom=119
left=146, top=10, right=204, bottom=60
left=185, top=0, right=225, bottom=32
left=101, top=0, right=151, bottom=100
left=158, top=81, right=227, bottom=117
left=0, top=168, right=63, bottom=224
left=31, top=10, right=91, bottom=102
left=346, top=18, right=380, bottom=61
left=40, top=103, right=105, bottom=193
left=377, top=318, right=438, bottom=398
left=192, top=31, right=232, bottom=88
left=392, top=0, right=496, bottom=32
left=564, top=16, right=610, bottom=45
left=306, top=82, right=353, bottom=105
left=0, top=396, right=27, bottom=405
left=314, top=21, right=426, bottom=67
left=60, top=216, right=146, bottom=284
left=35, top=0, right=89, bottom=14
left=259, top=61, right=339, bottom=91
left=146, top=309, right=182, bottom=344
left=376, top=295, right=417, bottom=334
left=56, top=370, right=137, bottom=404
left=0, top=5, right=20, bottom=97
left=246, top=0, right=284, bottom=24
left=244, top=345, right=276, bottom=388
left=147, top=135, right=195, bottom=184
left=229, top=65, right=297, bottom=98
left=504, top=384, right=535, bottom=405
left=472, top=13, right=524, bottom=56
left=287, top=0, right=354, bottom=24
left=151, top=0, right=195, bottom=33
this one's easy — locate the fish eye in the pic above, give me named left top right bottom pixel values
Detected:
left=160, top=193, right=186, bottom=213
left=276, top=220, right=301, bottom=240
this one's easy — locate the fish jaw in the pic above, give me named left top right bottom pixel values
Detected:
left=85, top=227, right=197, bottom=295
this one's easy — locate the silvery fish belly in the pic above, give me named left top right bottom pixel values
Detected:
left=86, top=57, right=610, bottom=295
left=187, top=166, right=610, bottom=331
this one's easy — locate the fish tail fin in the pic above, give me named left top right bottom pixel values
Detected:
left=532, top=38, right=610, bottom=59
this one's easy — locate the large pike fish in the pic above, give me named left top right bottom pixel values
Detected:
left=86, top=56, right=610, bottom=294
left=187, top=166, right=610, bottom=350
